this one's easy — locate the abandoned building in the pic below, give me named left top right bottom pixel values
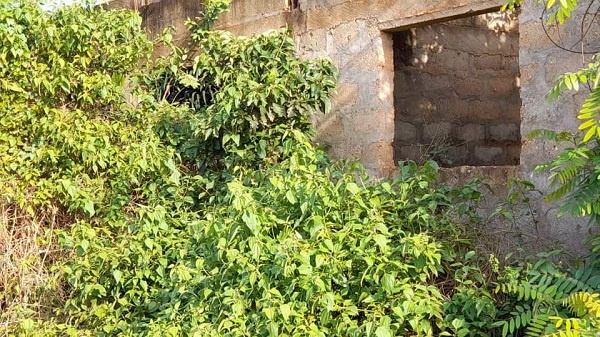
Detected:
left=106, top=0, right=600, bottom=254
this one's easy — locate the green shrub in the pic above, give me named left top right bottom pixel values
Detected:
left=0, top=0, right=169, bottom=215
left=0, top=1, right=180, bottom=327
left=443, top=254, right=498, bottom=337
left=0, top=1, right=512, bottom=336
left=495, top=1, right=600, bottom=335
left=154, top=28, right=336, bottom=178
left=492, top=251, right=600, bottom=336
left=49, top=9, right=487, bottom=336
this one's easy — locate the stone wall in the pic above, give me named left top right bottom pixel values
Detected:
left=215, top=0, right=509, bottom=176
left=106, top=0, right=510, bottom=176
left=105, top=0, right=600, bottom=255
left=393, top=12, right=521, bottom=167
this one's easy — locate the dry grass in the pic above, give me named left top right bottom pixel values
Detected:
left=0, top=204, right=68, bottom=333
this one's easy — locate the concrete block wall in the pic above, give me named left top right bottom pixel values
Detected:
left=518, top=0, right=600, bottom=253
left=105, top=0, right=600, bottom=255
left=215, top=0, right=509, bottom=176
left=393, top=11, right=521, bottom=167
left=106, top=0, right=509, bottom=176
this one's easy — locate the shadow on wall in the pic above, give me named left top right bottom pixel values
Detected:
left=393, top=10, right=522, bottom=167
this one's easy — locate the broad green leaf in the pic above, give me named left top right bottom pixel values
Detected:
left=84, top=200, right=95, bottom=217
left=280, top=304, right=291, bottom=321
left=375, top=326, right=392, bottom=337
left=346, top=182, right=361, bottom=195
left=373, top=234, right=388, bottom=250
left=242, top=210, right=259, bottom=233
left=382, top=273, right=395, bottom=293
left=113, top=270, right=122, bottom=283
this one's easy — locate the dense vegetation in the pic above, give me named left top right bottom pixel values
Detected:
left=1, top=0, right=600, bottom=336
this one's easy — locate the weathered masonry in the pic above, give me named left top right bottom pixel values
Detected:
left=106, top=0, right=600, bottom=254
left=393, top=11, right=521, bottom=167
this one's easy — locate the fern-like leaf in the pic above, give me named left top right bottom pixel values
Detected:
left=563, top=292, right=600, bottom=319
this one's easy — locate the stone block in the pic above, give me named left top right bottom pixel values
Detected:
left=421, top=73, right=454, bottom=93
left=505, top=144, right=521, bottom=165
left=489, top=123, right=520, bottom=142
left=396, top=145, right=425, bottom=163
left=544, top=52, right=588, bottom=81
left=440, top=144, right=469, bottom=167
left=504, top=100, right=522, bottom=122
left=455, top=76, right=487, bottom=98
left=450, top=24, right=517, bottom=55
left=423, top=122, right=451, bottom=142
left=520, top=21, right=560, bottom=50
left=222, top=0, right=284, bottom=22
left=337, top=46, right=384, bottom=74
left=443, top=99, right=472, bottom=121
left=519, top=63, right=541, bottom=87
left=298, top=28, right=327, bottom=54
left=418, top=49, right=471, bottom=75
left=434, top=49, right=472, bottom=71
left=315, top=112, right=345, bottom=145
left=478, top=11, right=519, bottom=32
left=488, top=76, right=519, bottom=97
left=362, top=141, right=395, bottom=171
left=393, top=71, right=416, bottom=99
left=395, top=71, right=453, bottom=96
left=217, top=14, right=288, bottom=36
left=474, top=146, right=504, bottom=164
left=469, top=100, right=503, bottom=121
left=395, top=121, right=418, bottom=141
left=456, top=123, right=485, bottom=142
left=397, top=96, right=438, bottom=118
left=344, top=109, right=395, bottom=144
left=329, top=20, right=360, bottom=52
left=473, top=54, right=516, bottom=71
left=332, top=81, right=359, bottom=107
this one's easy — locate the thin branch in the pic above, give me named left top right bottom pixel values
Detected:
left=539, top=6, right=600, bottom=55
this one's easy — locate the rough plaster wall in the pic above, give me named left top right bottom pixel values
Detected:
left=393, top=12, right=521, bottom=167
left=517, top=0, right=600, bottom=254
left=303, top=18, right=396, bottom=176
